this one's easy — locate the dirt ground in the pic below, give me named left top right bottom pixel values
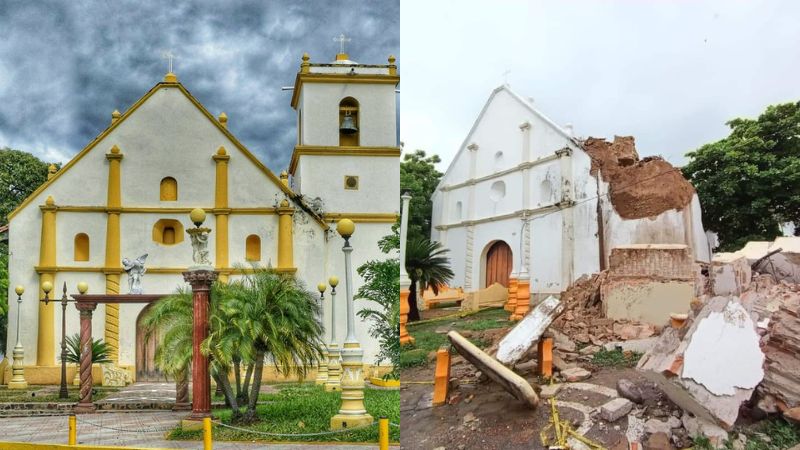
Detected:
left=400, top=307, right=683, bottom=450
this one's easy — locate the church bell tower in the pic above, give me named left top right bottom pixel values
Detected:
left=287, top=36, right=400, bottom=217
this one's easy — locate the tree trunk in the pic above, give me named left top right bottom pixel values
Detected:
left=233, top=357, right=242, bottom=399
left=240, top=363, right=253, bottom=405
left=408, top=279, right=421, bottom=321
left=244, top=351, right=265, bottom=421
left=213, top=370, right=240, bottom=420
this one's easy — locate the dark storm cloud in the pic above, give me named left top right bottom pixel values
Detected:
left=0, top=0, right=399, bottom=170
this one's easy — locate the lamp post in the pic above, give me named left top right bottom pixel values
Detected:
left=40, top=281, right=82, bottom=398
left=325, top=276, right=342, bottom=392
left=8, top=285, right=28, bottom=389
left=330, top=219, right=373, bottom=430
left=182, top=207, right=218, bottom=428
left=399, top=192, right=415, bottom=345
left=314, top=283, right=329, bottom=385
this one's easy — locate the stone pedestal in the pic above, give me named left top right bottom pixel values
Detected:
left=330, top=343, right=373, bottom=429
left=325, top=344, right=342, bottom=392
left=8, top=344, right=28, bottom=390
left=182, top=269, right=218, bottom=425
left=315, top=350, right=329, bottom=385
left=399, top=287, right=414, bottom=345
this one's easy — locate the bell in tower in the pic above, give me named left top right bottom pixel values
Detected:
left=340, top=112, right=358, bottom=134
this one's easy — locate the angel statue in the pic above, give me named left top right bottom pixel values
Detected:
left=122, top=254, right=148, bottom=294
left=189, top=229, right=212, bottom=266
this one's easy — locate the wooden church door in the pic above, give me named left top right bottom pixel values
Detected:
left=485, top=241, right=513, bottom=287
left=135, top=305, right=167, bottom=381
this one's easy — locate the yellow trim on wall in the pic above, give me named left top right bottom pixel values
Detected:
left=35, top=266, right=297, bottom=275
left=290, top=73, right=400, bottom=109
left=322, top=213, right=398, bottom=223
left=49, top=206, right=282, bottom=215
left=8, top=80, right=328, bottom=231
left=288, top=145, right=401, bottom=175
left=277, top=200, right=294, bottom=270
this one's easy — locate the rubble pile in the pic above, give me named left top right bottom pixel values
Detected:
left=550, top=271, right=659, bottom=346
left=583, top=136, right=695, bottom=219
left=759, top=291, right=800, bottom=413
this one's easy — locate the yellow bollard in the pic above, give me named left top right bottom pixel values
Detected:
left=203, top=417, right=212, bottom=450
left=379, top=416, right=389, bottom=450
left=68, top=414, right=77, bottom=445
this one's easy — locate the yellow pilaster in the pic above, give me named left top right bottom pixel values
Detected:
left=37, top=196, right=57, bottom=366
left=388, top=55, right=397, bottom=76
left=277, top=199, right=294, bottom=269
left=213, top=147, right=230, bottom=282
left=104, top=145, right=123, bottom=363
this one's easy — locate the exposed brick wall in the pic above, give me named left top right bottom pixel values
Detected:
left=607, top=245, right=694, bottom=281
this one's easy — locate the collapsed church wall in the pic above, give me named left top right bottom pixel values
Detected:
left=586, top=136, right=710, bottom=264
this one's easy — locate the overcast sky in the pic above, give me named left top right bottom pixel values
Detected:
left=401, top=0, right=800, bottom=170
left=0, top=0, right=399, bottom=171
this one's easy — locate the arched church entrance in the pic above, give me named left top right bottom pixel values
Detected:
left=485, top=240, right=513, bottom=287
left=135, top=304, right=167, bottom=381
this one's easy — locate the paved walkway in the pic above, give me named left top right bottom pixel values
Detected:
left=99, top=382, right=177, bottom=404
left=0, top=411, right=386, bottom=449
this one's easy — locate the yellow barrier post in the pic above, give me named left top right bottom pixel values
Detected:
left=379, top=417, right=389, bottom=450
left=68, top=414, right=77, bottom=445
left=203, top=417, right=212, bottom=450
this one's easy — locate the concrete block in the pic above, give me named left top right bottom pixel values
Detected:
left=561, top=367, right=592, bottom=382
left=637, top=296, right=762, bottom=430
left=599, top=397, right=634, bottom=422
left=710, top=253, right=751, bottom=296
left=496, top=295, right=563, bottom=365
left=447, top=331, right=539, bottom=408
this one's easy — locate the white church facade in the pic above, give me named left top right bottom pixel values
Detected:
left=431, top=85, right=709, bottom=299
left=3, top=50, right=400, bottom=384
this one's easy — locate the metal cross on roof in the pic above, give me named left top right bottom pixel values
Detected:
left=334, top=33, right=351, bottom=54
left=162, top=50, right=176, bottom=73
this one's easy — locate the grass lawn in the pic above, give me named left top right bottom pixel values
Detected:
left=169, top=383, right=399, bottom=443
left=401, top=307, right=511, bottom=368
left=0, top=386, right=119, bottom=403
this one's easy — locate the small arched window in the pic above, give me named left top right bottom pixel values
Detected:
left=494, top=151, right=504, bottom=171
left=152, top=219, right=184, bottom=245
left=74, top=233, right=90, bottom=261
left=246, top=235, right=261, bottom=261
left=339, top=97, right=359, bottom=147
left=454, top=201, right=463, bottom=221
left=160, top=177, right=178, bottom=201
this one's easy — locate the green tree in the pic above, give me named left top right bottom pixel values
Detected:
left=683, top=101, right=800, bottom=251
left=63, top=334, right=112, bottom=364
left=0, top=148, right=55, bottom=353
left=400, top=150, right=443, bottom=241
left=0, top=148, right=54, bottom=224
left=143, top=268, right=326, bottom=424
left=406, top=237, right=453, bottom=322
left=357, top=257, right=400, bottom=380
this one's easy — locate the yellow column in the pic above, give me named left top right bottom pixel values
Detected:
left=277, top=200, right=294, bottom=269
left=37, top=196, right=57, bottom=366
left=213, top=147, right=230, bottom=282
left=104, top=145, right=123, bottom=363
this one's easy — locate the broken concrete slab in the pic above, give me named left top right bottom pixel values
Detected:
left=496, top=295, right=563, bottom=365
left=599, top=397, right=634, bottom=422
left=681, top=412, right=728, bottom=448
left=644, top=418, right=672, bottom=436
left=682, top=301, right=763, bottom=395
left=617, top=378, right=644, bottom=404
left=638, top=296, right=762, bottom=429
left=539, top=383, right=562, bottom=399
left=710, top=253, right=751, bottom=296
left=604, top=337, right=658, bottom=354
left=447, top=331, right=539, bottom=408
left=561, top=367, right=592, bottom=382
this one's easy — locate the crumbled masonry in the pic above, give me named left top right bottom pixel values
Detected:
left=582, top=136, right=695, bottom=219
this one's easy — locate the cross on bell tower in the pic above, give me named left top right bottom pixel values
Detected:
left=333, top=33, right=351, bottom=61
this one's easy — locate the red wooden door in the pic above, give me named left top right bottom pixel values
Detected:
left=485, top=241, right=513, bottom=287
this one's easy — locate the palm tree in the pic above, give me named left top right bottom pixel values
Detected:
left=228, top=267, right=326, bottom=422
left=63, top=334, right=112, bottom=364
left=356, top=258, right=400, bottom=379
left=405, top=237, right=454, bottom=322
